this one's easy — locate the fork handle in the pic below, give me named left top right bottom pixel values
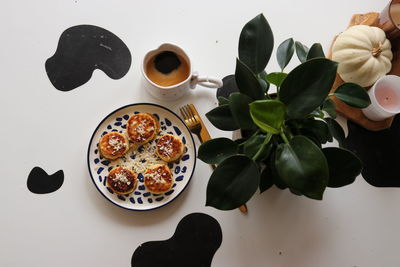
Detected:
left=197, top=128, right=212, bottom=144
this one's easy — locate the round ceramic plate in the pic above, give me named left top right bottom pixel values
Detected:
left=87, top=103, right=196, bottom=211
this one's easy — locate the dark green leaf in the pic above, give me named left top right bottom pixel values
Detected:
left=235, top=58, right=265, bottom=100
left=306, top=43, right=325, bottom=60
left=275, top=135, right=329, bottom=200
left=243, top=133, right=272, bottom=160
left=289, top=188, right=303, bottom=196
left=260, top=165, right=274, bottom=193
left=229, top=93, right=254, bottom=129
left=217, top=75, right=239, bottom=99
left=296, top=119, right=333, bottom=144
left=277, top=38, right=295, bottom=70
left=323, top=98, right=337, bottom=118
left=334, top=83, right=371, bottom=108
left=206, top=104, right=239, bottom=131
left=217, top=96, right=229, bottom=106
left=206, top=155, right=260, bottom=210
left=323, top=147, right=362, bottom=188
left=258, top=78, right=270, bottom=94
left=325, top=118, right=345, bottom=147
left=295, top=41, right=309, bottom=63
left=240, top=128, right=258, bottom=139
left=243, top=135, right=265, bottom=159
left=267, top=150, right=287, bottom=190
left=249, top=100, right=286, bottom=134
left=198, top=138, right=239, bottom=164
left=309, top=108, right=325, bottom=119
left=266, top=72, right=288, bottom=88
left=238, top=14, right=274, bottom=74
left=280, top=58, right=338, bottom=119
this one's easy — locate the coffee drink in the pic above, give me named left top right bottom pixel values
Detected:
left=145, top=51, right=190, bottom=87
left=142, top=43, right=222, bottom=100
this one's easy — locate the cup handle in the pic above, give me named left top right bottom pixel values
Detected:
left=190, top=72, right=223, bottom=89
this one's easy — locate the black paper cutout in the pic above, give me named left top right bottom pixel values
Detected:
left=345, top=115, right=400, bottom=187
left=216, top=74, right=239, bottom=98
left=45, top=25, right=131, bottom=91
left=131, top=213, right=222, bottom=267
left=27, top=167, right=64, bottom=194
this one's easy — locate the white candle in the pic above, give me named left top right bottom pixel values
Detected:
left=362, top=75, right=400, bottom=121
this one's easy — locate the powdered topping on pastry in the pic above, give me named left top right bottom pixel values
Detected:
left=99, top=132, right=129, bottom=160
left=127, top=113, right=159, bottom=145
left=156, top=134, right=184, bottom=162
left=107, top=166, right=138, bottom=194
left=144, top=164, right=174, bottom=194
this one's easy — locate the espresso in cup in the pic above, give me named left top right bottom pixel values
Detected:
left=145, top=51, right=190, bottom=87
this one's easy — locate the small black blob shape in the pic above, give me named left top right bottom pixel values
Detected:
left=27, top=167, right=64, bottom=194
left=154, top=51, right=181, bottom=74
left=131, top=213, right=223, bottom=267
left=345, top=115, right=400, bottom=187
left=216, top=74, right=239, bottom=98
left=45, top=25, right=132, bottom=91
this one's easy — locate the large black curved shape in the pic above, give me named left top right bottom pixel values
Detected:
left=45, top=25, right=131, bottom=91
left=345, top=115, right=400, bottom=187
left=131, top=213, right=222, bottom=267
left=27, top=167, right=64, bottom=194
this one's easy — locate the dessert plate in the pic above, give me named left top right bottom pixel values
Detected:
left=87, top=103, right=196, bottom=211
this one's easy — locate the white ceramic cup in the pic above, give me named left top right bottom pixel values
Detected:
left=362, top=75, right=400, bottom=121
left=142, top=43, right=223, bottom=101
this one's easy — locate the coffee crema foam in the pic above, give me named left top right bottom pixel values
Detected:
left=145, top=51, right=190, bottom=87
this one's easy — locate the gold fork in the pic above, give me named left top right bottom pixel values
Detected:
left=179, top=104, right=210, bottom=143
left=179, top=104, right=248, bottom=214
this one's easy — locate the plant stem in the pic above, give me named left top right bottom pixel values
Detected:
left=252, top=133, right=272, bottom=161
left=280, top=130, right=290, bottom=144
left=328, top=93, right=335, bottom=97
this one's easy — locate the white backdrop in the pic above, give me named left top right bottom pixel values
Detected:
left=1, top=1, right=398, bottom=266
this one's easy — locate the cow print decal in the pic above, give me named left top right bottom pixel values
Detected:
left=45, top=25, right=131, bottom=91
left=131, top=213, right=222, bottom=267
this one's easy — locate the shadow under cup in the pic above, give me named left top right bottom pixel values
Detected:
left=380, top=0, right=400, bottom=39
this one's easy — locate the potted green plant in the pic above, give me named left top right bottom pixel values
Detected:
left=198, top=14, right=371, bottom=210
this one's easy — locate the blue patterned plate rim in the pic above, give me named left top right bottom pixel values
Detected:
left=87, top=103, right=197, bottom=211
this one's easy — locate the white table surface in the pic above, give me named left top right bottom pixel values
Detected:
left=1, top=1, right=399, bottom=266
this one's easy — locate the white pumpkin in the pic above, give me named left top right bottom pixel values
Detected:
left=332, top=25, right=393, bottom=87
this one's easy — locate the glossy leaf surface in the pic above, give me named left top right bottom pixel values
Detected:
left=277, top=38, right=295, bottom=70
left=198, top=138, right=239, bottom=165
left=275, top=136, right=329, bottom=200
left=206, top=155, right=260, bottom=210
left=334, top=83, right=371, bottom=108
left=206, top=105, right=239, bottom=131
left=280, top=58, right=338, bottom=119
left=239, top=14, right=274, bottom=74
left=235, top=58, right=265, bottom=100
left=249, top=100, right=286, bottom=134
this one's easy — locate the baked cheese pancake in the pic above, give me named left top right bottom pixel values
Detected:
left=144, top=164, right=174, bottom=194
left=126, top=113, right=159, bottom=145
left=156, top=134, right=184, bottom=162
left=98, top=132, right=129, bottom=160
left=107, top=166, right=138, bottom=195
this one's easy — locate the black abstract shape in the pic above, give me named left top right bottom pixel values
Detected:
left=27, top=167, right=64, bottom=194
left=131, top=213, right=222, bottom=267
left=216, top=74, right=239, bottom=98
left=45, top=25, right=131, bottom=91
left=345, top=115, right=400, bottom=187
